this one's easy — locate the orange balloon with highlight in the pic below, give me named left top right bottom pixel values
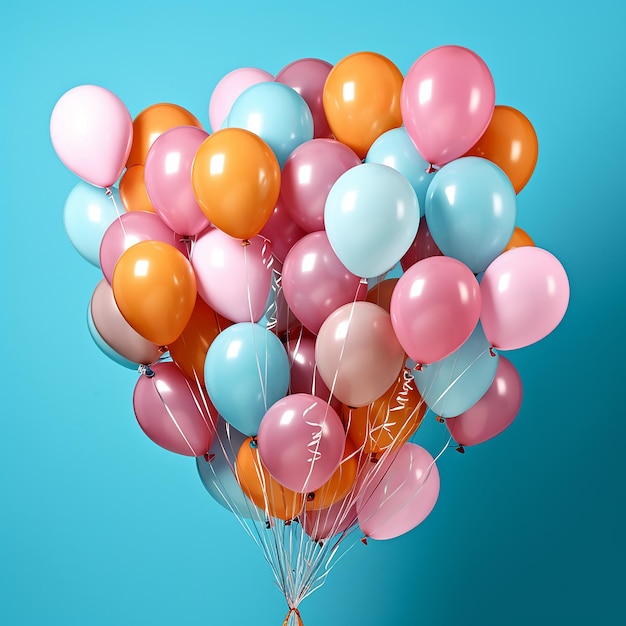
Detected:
left=305, top=439, right=358, bottom=511
left=366, top=278, right=398, bottom=314
left=119, top=165, right=156, bottom=213
left=126, top=103, right=203, bottom=168
left=191, top=128, right=281, bottom=240
left=323, top=51, right=404, bottom=159
left=343, top=368, right=426, bottom=455
left=503, top=226, right=535, bottom=252
left=112, top=240, right=197, bottom=347
left=465, top=105, right=538, bottom=193
left=236, top=438, right=305, bottom=521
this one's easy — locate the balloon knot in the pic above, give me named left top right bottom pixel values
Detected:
left=361, top=536, right=368, bottom=545
left=370, top=452, right=380, bottom=464
left=359, top=277, right=368, bottom=285
left=436, top=415, right=445, bottom=423
left=426, top=164, right=437, bottom=174
left=306, top=492, right=315, bottom=502
left=265, top=519, right=272, bottom=529
left=489, top=346, right=497, bottom=357
left=138, top=364, right=155, bottom=378
left=203, top=453, right=215, bottom=463
left=456, top=445, right=465, bottom=454
left=413, top=363, right=423, bottom=372
left=249, top=437, right=258, bottom=449
left=158, top=345, right=168, bottom=354
left=282, top=607, right=303, bottom=626
left=104, top=187, right=113, bottom=197
left=285, top=519, right=292, bottom=526
left=242, top=239, right=251, bottom=247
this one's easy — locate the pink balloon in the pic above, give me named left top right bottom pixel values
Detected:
left=99, top=211, right=188, bottom=284
left=315, top=301, right=406, bottom=408
left=259, top=195, right=307, bottom=264
left=275, top=58, right=334, bottom=138
left=281, top=139, right=362, bottom=233
left=258, top=393, right=346, bottom=493
left=285, top=336, right=341, bottom=412
left=282, top=231, right=366, bottom=334
left=390, top=256, right=481, bottom=365
left=50, top=85, right=133, bottom=188
left=144, top=125, right=211, bottom=236
left=401, top=45, right=495, bottom=167
left=302, top=497, right=358, bottom=542
left=191, top=229, right=273, bottom=323
left=208, top=67, right=274, bottom=132
left=90, top=279, right=163, bottom=365
left=480, top=247, right=570, bottom=350
left=133, top=361, right=217, bottom=456
left=357, top=443, right=440, bottom=540
left=400, top=216, right=443, bottom=272
left=446, top=356, right=522, bottom=445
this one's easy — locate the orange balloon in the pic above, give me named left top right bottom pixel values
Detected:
left=119, top=165, right=156, bottom=213
left=126, top=103, right=203, bottom=168
left=191, top=128, right=281, bottom=240
left=366, top=278, right=399, bottom=314
left=503, top=226, right=535, bottom=252
left=465, top=105, right=538, bottom=193
left=236, top=437, right=305, bottom=521
left=305, top=438, right=358, bottom=511
left=112, top=240, right=197, bottom=346
left=343, top=368, right=426, bottom=454
left=323, top=51, right=404, bottom=159
left=168, top=297, right=232, bottom=382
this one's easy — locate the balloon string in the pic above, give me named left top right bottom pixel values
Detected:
left=104, top=186, right=129, bottom=239
left=283, top=607, right=303, bottom=626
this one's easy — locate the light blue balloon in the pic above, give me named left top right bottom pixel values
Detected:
left=225, top=81, right=314, bottom=167
left=324, top=163, right=420, bottom=279
left=413, top=323, right=498, bottom=418
left=425, top=156, right=516, bottom=273
left=204, top=323, right=290, bottom=436
left=63, top=181, right=122, bottom=267
left=86, top=305, right=138, bottom=370
left=196, top=419, right=265, bottom=521
left=365, top=127, right=434, bottom=217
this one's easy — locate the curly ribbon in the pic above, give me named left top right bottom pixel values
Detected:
left=283, top=607, right=303, bottom=626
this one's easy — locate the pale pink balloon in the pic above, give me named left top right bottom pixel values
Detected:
left=257, top=393, right=346, bottom=493
left=191, top=229, right=273, bottom=323
left=50, top=85, right=133, bottom=187
left=285, top=336, right=341, bottom=412
left=259, top=195, right=307, bottom=264
left=390, top=256, right=481, bottom=365
left=280, top=139, right=362, bottom=233
left=302, top=497, right=358, bottom=542
left=480, top=247, right=570, bottom=351
left=315, top=301, right=405, bottom=408
left=133, top=361, right=217, bottom=456
left=357, top=443, right=440, bottom=540
left=99, top=211, right=188, bottom=284
left=275, top=58, right=334, bottom=138
left=282, top=231, right=366, bottom=335
left=90, top=279, right=163, bottom=365
left=401, top=45, right=495, bottom=167
left=208, top=67, right=274, bottom=132
left=446, top=356, right=522, bottom=445
left=144, top=125, right=211, bottom=236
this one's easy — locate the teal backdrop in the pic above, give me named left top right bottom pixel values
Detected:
left=2, top=1, right=624, bottom=624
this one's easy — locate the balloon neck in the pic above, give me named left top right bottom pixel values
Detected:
left=359, top=277, right=368, bottom=285
left=203, top=453, right=215, bottom=463
left=412, top=363, right=423, bottom=372
left=104, top=186, right=113, bottom=197
left=436, top=415, right=445, bottom=423
left=361, top=536, right=368, bottom=545
left=138, top=364, right=155, bottom=378
left=456, top=445, right=465, bottom=454
left=241, top=239, right=251, bottom=247
left=370, top=452, right=380, bottom=464
left=249, top=437, right=258, bottom=449
left=306, top=492, right=315, bottom=502
left=426, top=164, right=437, bottom=174
left=489, top=346, right=497, bottom=357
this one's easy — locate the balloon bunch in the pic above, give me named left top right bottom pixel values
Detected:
left=51, top=46, right=569, bottom=624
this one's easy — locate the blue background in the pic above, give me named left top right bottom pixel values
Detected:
left=2, top=1, right=624, bottom=624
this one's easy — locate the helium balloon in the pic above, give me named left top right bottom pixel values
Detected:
left=119, top=165, right=156, bottom=213
left=503, top=226, right=535, bottom=252
left=112, top=240, right=197, bottom=346
left=323, top=51, right=404, bottom=158
left=50, top=84, right=133, bottom=187
left=259, top=196, right=307, bottom=264
left=465, top=105, right=538, bottom=194
left=400, top=216, right=443, bottom=272
left=365, top=278, right=398, bottom=314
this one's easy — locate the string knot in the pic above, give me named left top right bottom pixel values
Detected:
left=283, top=606, right=303, bottom=626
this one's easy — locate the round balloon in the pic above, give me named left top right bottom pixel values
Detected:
left=119, top=165, right=156, bottom=213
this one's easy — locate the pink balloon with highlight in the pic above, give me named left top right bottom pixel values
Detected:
left=133, top=361, right=217, bottom=456
left=275, top=57, right=334, bottom=138
left=144, top=125, right=211, bottom=236
left=446, top=356, right=522, bottom=446
left=280, top=138, right=362, bottom=233
left=480, top=247, right=570, bottom=350
left=401, top=45, right=495, bottom=167
left=257, top=393, right=346, bottom=493
left=357, top=442, right=440, bottom=540
left=209, top=67, right=273, bottom=132
left=50, top=84, right=133, bottom=187
left=282, top=231, right=366, bottom=335
left=302, top=497, right=358, bottom=542
left=99, top=211, right=188, bottom=284
left=390, top=256, right=481, bottom=365
left=191, top=229, right=273, bottom=323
